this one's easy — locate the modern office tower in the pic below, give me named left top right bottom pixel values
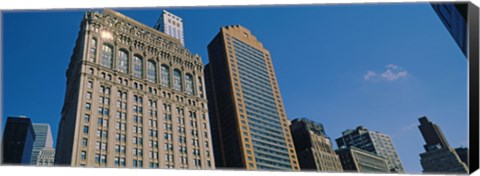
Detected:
left=418, top=116, right=468, bottom=173
left=154, top=10, right=185, bottom=46
left=55, top=9, right=214, bottom=169
left=335, top=146, right=390, bottom=173
left=335, top=126, right=404, bottom=173
left=36, top=147, right=56, bottom=166
left=289, top=118, right=343, bottom=172
left=2, top=116, right=36, bottom=164
left=205, top=25, right=299, bottom=171
left=30, top=123, right=54, bottom=165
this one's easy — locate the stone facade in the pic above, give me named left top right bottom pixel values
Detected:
left=55, top=9, right=215, bottom=169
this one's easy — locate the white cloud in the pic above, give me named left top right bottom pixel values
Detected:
left=364, top=64, right=408, bottom=81
left=364, top=71, right=377, bottom=80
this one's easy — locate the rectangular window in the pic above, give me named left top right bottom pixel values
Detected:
left=84, top=114, right=90, bottom=122
left=81, top=151, right=87, bottom=160
left=80, top=139, right=87, bottom=148
left=101, top=155, right=107, bottom=164
left=83, top=126, right=89, bottom=134
left=95, top=154, right=100, bottom=163
left=86, top=103, right=91, bottom=110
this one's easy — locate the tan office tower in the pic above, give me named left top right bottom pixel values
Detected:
left=55, top=9, right=215, bottom=169
left=205, top=25, right=299, bottom=171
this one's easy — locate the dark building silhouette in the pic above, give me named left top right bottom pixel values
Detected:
left=418, top=116, right=450, bottom=151
left=417, top=116, right=468, bottom=173
left=290, top=118, right=343, bottom=172
left=2, top=116, right=36, bottom=165
left=455, top=147, right=468, bottom=167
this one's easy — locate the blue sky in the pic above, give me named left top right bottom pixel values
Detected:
left=2, top=3, right=467, bottom=173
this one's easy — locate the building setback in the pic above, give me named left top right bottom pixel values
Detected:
left=335, top=126, right=404, bottom=173
left=154, top=10, right=185, bottom=46
left=2, top=116, right=36, bottom=165
left=31, top=123, right=54, bottom=165
left=335, top=146, right=390, bottom=173
left=418, top=116, right=468, bottom=173
left=55, top=9, right=215, bottom=169
left=290, top=118, right=343, bottom=172
left=205, top=25, right=299, bottom=171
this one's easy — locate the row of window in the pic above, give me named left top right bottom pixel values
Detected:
left=90, top=39, right=199, bottom=95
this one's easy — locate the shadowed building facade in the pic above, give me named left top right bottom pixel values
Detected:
left=335, top=126, right=404, bottom=173
left=55, top=9, right=215, bottom=169
left=335, top=146, right=390, bottom=173
left=418, top=116, right=468, bottom=173
left=2, top=116, right=36, bottom=165
left=289, top=118, right=343, bottom=172
left=205, top=25, right=299, bottom=171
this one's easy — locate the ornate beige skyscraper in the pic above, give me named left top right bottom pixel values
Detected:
left=205, top=25, right=299, bottom=171
left=55, top=9, right=214, bottom=169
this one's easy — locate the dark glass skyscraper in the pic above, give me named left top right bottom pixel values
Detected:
left=206, top=25, right=299, bottom=171
left=2, top=116, right=36, bottom=165
left=431, top=3, right=468, bottom=56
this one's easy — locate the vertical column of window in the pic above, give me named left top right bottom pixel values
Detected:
left=117, top=50, right=129, bottom=74
left=147, top=60, right=157, bottom=83
left=115, top=91, right=128, bottom=167
left=173, top=69, right=183, bottom=92
left=197, top=77, right=204, bottom=99
left=161, top=65, right=170, bottom=87
left=133, top=55, right=143, bottom=79
left=81, top=80, right=95, bottom=165
left=89, top=38, right=97, bottom=62
left=147, top=99, right=159, bottom=167
left=101, top=44, right=113, bottom=68
left=200, top=112, right=211, bottom=169
left=185, top=74, right=194, bottom=96
left=163, top=103, right=174, bottom=168
left=132, top=94, right=143, bottom=168
left=189, top=111, right=201, bottom=169
left=96, top=85, right=110, bottom=167
left=176, top=107, right=187, bottom=168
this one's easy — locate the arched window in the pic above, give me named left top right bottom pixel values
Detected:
left=101, top=44, right=113, bottom=68
left=133, top=55, right=143, bottom=78
left=173, top=69, right=182, bottom=91
left=185, top=74, right=194, bottom=95
left=117, top=50, right=129, bottom=73
left=147, top=60, right=157, bottom=83
left=161, top=65, right=170, bottom=87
